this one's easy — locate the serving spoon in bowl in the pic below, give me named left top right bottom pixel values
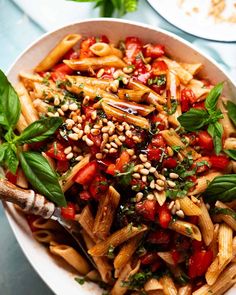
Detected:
left=0, top=178, right=96, bottom=268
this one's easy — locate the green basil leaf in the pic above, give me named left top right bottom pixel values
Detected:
left=16, top=117, right=63, bottom=144
left=20, top=151, right=66, bottom=207
left=0, top=142, right=8, bottom=162
left=224, top=149, right=236, bottom=160
left=204, top=174, right=236, bottom=202
left=0, top=70, right=21, bottom=129
left=227, top=101, right=236, bottom=127
left=177, top=108, right=209, bottom=131
left=207, top=122, right=223, bottom=155
left=205, top=82, right=224, bottom=112
left=210, top=207, right=236, bottom=220
left=5, top=144, right=19, bottom=174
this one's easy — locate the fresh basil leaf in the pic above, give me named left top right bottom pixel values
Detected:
left=5, top=144, right=19, bottom=174
left=0, top=70, right=21, bottom=128
left=16, top=117, right=63, bottom=144
left=210, top=207, right=236, bottom=220
left=224, top=149, right=236, bottom=160
left=0, top=142, right=8, bottom=162
left=19, top=151, right=66, bottom=207
left=204, top=174, right=236, bottom=202
left=205, top=82, right=223, bottom=112
left=227, top=101, right=236, bottom=127
left=177, top=108, right=209, bottom=131
left=207, top=122, right=223, bottom=155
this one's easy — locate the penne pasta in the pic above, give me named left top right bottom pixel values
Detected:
left=218, top=223, right=233, bottom=268
left=169, top=220, right=202, bottom=241
left=178, top=284, right=192, bottom=295
left=198, top=198, right=214, bottom=246
left=66, top=75, right=111, bottom=89
left=16, top=113, right=28, bottom=132
left=189, top=171, right=222, bottom=195
left=159, top=275, right=178, bottom=295
left=178, top=196, right=202, bottom=216
left=215, top=201, right=236, bottom=231
left=77, top=205, right=96, bottom=241
left=35, top=34, right=81, bottom=72
left=144, top=278, right=163, bottom=292
left=187, top=79, right=211, bottom=100
left=223, top=137, right=236, bottom=150
left=33, top=229, right=57, bottom=244
left=179, top=62, right=202, bottom=75
left=90, top=42, right=123, bottom=58
left=32, top=217, right=61, bottom=231
left=118, top=89, right=149, bottom=103
left=16, top=168, right=28, bottom=189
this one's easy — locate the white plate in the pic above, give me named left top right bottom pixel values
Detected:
left=147, top=0, right=236, bottom=42
left=5, top=19, right=236, bottom=295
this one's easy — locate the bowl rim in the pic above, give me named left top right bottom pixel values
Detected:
left=4, top=17, right=236, bottom=295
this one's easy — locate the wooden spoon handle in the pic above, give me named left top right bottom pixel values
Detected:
left=0, top=179, right=55, bottom=219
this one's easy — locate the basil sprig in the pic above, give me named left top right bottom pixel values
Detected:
left=227, top=100, right=236, bottom=126
left=178, top=83, right=224, bottom=154
left=204, top=174, right=236, bottom=202
left=224, top=149, right=236, bottom=160
left=20, top=152, right=66, bottom=207
left=0, top=70, right=66, bottom=207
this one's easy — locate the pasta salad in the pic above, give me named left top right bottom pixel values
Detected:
left=1, top=33, right=236, bottom=295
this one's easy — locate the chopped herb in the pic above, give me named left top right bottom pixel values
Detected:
left=136, top=52, right=147, bottom=64
left=75, top=277, right=85, bottom=285
left=185, top=227, right=193, bottom=235
left=107, top=245, right=115, bottom=259
left=79, top=83, right=84, bottom=88
left=42, top=73, right=51, bottom=86
left=97, top=109, right=107, bottom=119
left=171, top=145, right=182, bottom=152
left=167, top=100, right=178, bottom=115
left=121, top=271, right=152, bottom=289
left=53, top=142, right=58, bottom=155
left=115, top=162, right=135, bottom=186
left=47, top=106, right=54, bottom=112
left=148, top=74, right=166, bottom=87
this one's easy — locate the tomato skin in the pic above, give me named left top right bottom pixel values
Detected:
left=180, top=88, right=196, bottom=112
left=192, top=156, right=211, bottom=174
left=150, top=115, right=166, bottom=130
left=144, top=44, right=165, bottom=58
left=151, top=60, right=168, bottom=75
left=136, top=200, right=157, bottom=221
left=56, top=160, right=69, bottom=173
left=80, top=37, right=96, bottom=58
left=158, top=204, right=171, bottom=228
left=89, top=175, right=108, bottom=199
left=115, top=150, right=130, bottom=172
left=61, top=203, right=76, bottom=220
left=46, top=142, right=67, bottom=161
left=198, top=131, right=214, bottom=151
left=151, top=134, right=166, bottom=148
left=74, top=161, right=98, bottom=185
left=106, top=164, right=116, bottom=176
left=6, top=171, right=18, bottom=184
left=80, top=190, right=92, bottom=201
left=148, top=230, right=170, bottom=244
left=124, top=137, right=136, bottom=148
left=209, top=155, right=229, bottom=170
left=147, top=146, right=162, bottom=161
left=162, top=158, right=178, bottom=169
left=188, top=250, right=213, bottom=278
left=171, top=249, right=180, bottom=265
left=51, top=63, right=74, bottom=81
left=140, top=252, right=159, bottom=265
left=193, top=101, right=206, bottom=110
left=125, top=36, right=142, bottom=61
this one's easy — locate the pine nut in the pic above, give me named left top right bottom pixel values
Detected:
left=140, top=168, right=149, bottom=175
left=150, top=180, right=155, bottom=189
left=139, top=154, right=148, bottom=162
left=147, top=194, right=154, bottom=200
left=57, top=108, right=64, bottom=116
left=136, top=192, right=143, bottom=202
left=176, top=210, right=184, bottom=218
left=109, top=148, right=117, bottom=153
left=122, top=77, right=129, bottom=85
left=84, top=125, right=91, bottom=134
left=64, top=146, right=72, bottom=154
left=97, top=68, right=104, bottom=78
left=77, top=130, right=83, bottom=139
left=91, top=128, right=100, bottom=135
left=125, top=130, right=132, bottom=138
left=167, top=146, right=174, bottom=157
left=111, top=142, right=118, bottom=148
left=102, top=126, right=110, bottom=133
left=85, top=137, right=94, bottom=146
left=68, top=133, right=79, bottom=141
left=114, top=138, right=122, bottom=146
left=118, top=135, right=126, bottom=142
left=75, top=155, right=83, bottom=161
left=91, top=110, right=97, bottom=120
left=156, top=179, right=165, bottom=186
left=133, top=173, right=141, bottom=179
left=105, top=143, right=111, bottom=149
left=167, top=180, right=176, bottom=188
left=169, top=172, right=179, bottom=179
left=61, top=104, right=69, bottom=112
left=142, top=176, right=147, bottom=182
left=168, top=201, right=175, bottom=210
left=144, top=162, right=151, bottom=169
left=175, top=200, right=181, bottom=210
left=149, top=167, right=156, bottom=173
left=54, top=96, right=60, bottom=106
left=95, top=153, right=103, bottom=159
left=66, top=152, right=73, bottom=160
left=47, top=112, right=55, bottom=117
left=133, top=136, right=141, bottom=143
left=127, top=149, right=135, bottom=156
left=72, top=127, right=81, bottom=134
left=123, top=66, right=134, bottom=74
left=155, top=184, right=164, bottom=191
left=69, top=103, right=78, bottom=111
left=93, top=124, right=101, bottom=129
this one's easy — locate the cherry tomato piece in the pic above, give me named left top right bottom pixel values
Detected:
left=74, top=161, right=98, bottom=185
left=61, top=203, right=76, bottom=220
left=188, top=250, right=213, bottom=278
left=209, top=155, right=229, bottom=170
left=144, top=44, right=165, bottom=58
left=46, top=142, right=67, bottom=161
left=158, top=204, right=172, bottom=228
left=162, top=158, right=178, bottom=169
left=198, top=131, right=214, bottom=151
left=136, top=200, right=157, bottom=221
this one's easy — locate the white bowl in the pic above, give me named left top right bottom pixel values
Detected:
left=5, top=19, right=236, bottom=295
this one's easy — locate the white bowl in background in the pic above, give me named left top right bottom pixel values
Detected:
left=5, top=19, right=236, bottom=295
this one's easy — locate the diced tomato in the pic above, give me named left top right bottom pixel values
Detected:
left=89, top=175, right=108, bottom=199
left=82, top=105, right=94, bottom=119
left=198, top=131, right=214, bottom=151
left=188, top=250, right=213, bottom=278
left=46, top=142, right=67, bottom=161
left=125, top=36, right=142, bottom=62
left=56, top=160, right=70, bottom=173
left=174, top=234, right=191, bottom=251
left=152, top=134, right=166, bottom=148
left=151, top=60, right=168, bottom=75
left=192, top=240, right=203, bottom=252
left=130, top=179, right=147, bottom=190
left=151, top=261, right=162, bottom=272
left=192, top=101, right=206, bottom=110
left=106, top=164, right=116, bottom=176
left=80, top=37, right=96, bottom=58
left=180, top=88, right=196, bottom=112
left=25, top=214, right=38, bottom=232
left=185, top=132, right=199, bottom=146
left=80, top=190, right=92, bottom=201
left=74, top=161, right=98, bottom=185
left=144, top=44, right=165, bottom=58
left=147, top=145, right=162, bottom=161
left=192, top=156, right=211, bottom=174
left=52, top=63, right=74, bottom=75
left=124, top=137, right=136, bottom=148
left=136, top=71, right=151, bottom=84
left=136, top=200, right=157, bottom=221
left=63, top=49, right=79, bottom=60
left=171, top=249, right=180, bottom=265
left=150, top=115, right=166, bottom=130
left=148, top=229, right=170, bottom=244
left=140, top=252, right=159, bottom=265
left=99, top=35, right=110, bottom=43
left=6, top=171, right=18, bottom=184
left=115, top=150, right=130, bottom=173
left=158, top=204, right=171, bottom=228
left=162, top=158, right=178, bottom=169
left=209, top=155, right=229, bottom=170
left=61, top=203, right=76, bottom=220
left=188, top=216, right=199, bottom=225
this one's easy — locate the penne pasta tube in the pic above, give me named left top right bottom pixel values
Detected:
left=15, top=82, right=39, bottom=124
left=114, top=233, right=143, bottom=275
left=193, top=262, right=236, bottom=295
left=189, top=171, right=222, bottom=195
left=179, top=62, right=202, bottom=75
left=33, top=81, right=64, bottom=101
left=218, top=97, right=236, bottom=138
left=169, top=220, right=202, bottom=241
left=33, top=229, right=57, bottom=244
left=78, top=205, right=96, bottom=241
left=66, top=75, right=111, bottom=90
left=89, top=42, right=123, bottom=58
left=198, top=198, right=214, bottom=246
left=159, top=275, right=178, bottom=295
left=158, top=57, right=193, bottom=85
left=102, top=102, right=150, bottom=129
left=144, top=278, right=163, bottom=292
left=218, top=223, right=233, bottom=268
left=209, top=223, right=220, bottom=258
left=81, top=230, right=112, bottom=283
left=32, top=217, right=61, bottom=230
left=187, top=79, right=211, bottom=100
left=85, top=270, right=101, bottom=282
left=223, top=137, right=236, bottom=150
left=49, top=244, right=90, bottom=275
left=215, top=201, right=236, bottom=231
left=16, top=113, right=28, bottom=133
left=178, top=196, right=202, bottom=216
left=178, top=284, right=192, bottom=295
left=64, top=55, right=126, bottom=71
left=35, top=34, right=81, bottom=72
left=157, top=251, right=184, bottom=265
left=93, top=186, right=120, bottom=240
left=19, top=71, right=43, bottom=89
left=33, top=99, right=51, bottom=115
left=161, top=129, right=200, bottom=160
left=88, top=224, right=147, bottom=257
left=111, top=260, right=141, bottom=295
left=118, top=89, right=149, bottom=103
left=60, top=154, right=90, bottom=191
